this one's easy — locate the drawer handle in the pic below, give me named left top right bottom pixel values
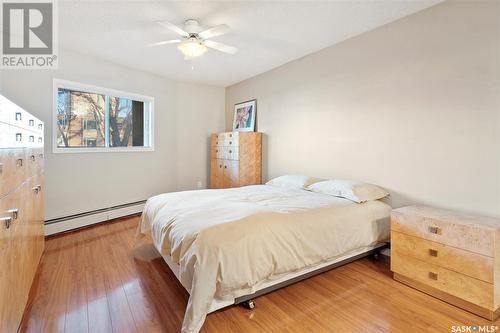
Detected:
left=229, top=150, right=232, bottom=153
left=229, top=134, right=233, bottom=137
left=38, top=153, right=44, bottom=159
left=33, top=185, right=42, bottom=194
left=29, top=119, right=34, bottom=126
left=0, top=217, right=12, bottom=229
left=29, top=135, right=35, bottom=142
left=219, top=164, right=222, bottom=168
left=216, top=149, right=218, bottom=153
left=428, top=272, right=438, bottom=280
left=224, top=165, right=227, bottom=169
left=7, top=208, right=19, bottom=220
left=30, top=155, right=36, bottom=161
left=38, top=124, right=43, bottom=130
left=216, top=141, right=219, bottom=145
left=429, top=249, right=438, bottom=257
left=428, top=226, right=441, bottom=235
left=16, top=158, right=23, bottom=167
left=15, top=112, right=22, bottom=121
left=15, top=133, right=22, bottom=141
left=229, top=141, right=232, bottom=145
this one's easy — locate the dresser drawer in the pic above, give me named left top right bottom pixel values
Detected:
left=223, top=132, right=238, bottom=146
left=26, top=148, right=44, bottom=179
left=211, top=146, right=223, bottom=159
left=391, top=210, right=494, bottom=256
left=211, top=146, right=239, bottom=160
left=211, top=133, right=221, bottom=147
left=391, top=231, right=493, bottom=283
left=0, top=149, right=27, bottom=198
left=211, top=132, right=240, bottom=146
left=392, top=252, right=493, bottom=309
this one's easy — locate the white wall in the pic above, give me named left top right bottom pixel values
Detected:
left=1, top=49, right=225, bottom=220
left=226, top=1, right=500, bottom=218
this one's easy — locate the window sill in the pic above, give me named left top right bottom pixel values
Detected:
left=52, top=147, right=155, bottom=154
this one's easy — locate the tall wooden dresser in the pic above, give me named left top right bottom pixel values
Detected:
left=391, top=205, right=500, bottom=320
left=210, top=131, right=262, bottom=188
left=0, top=95, right=45, bottom=333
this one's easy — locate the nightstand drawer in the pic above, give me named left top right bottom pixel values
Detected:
left=392, top=252, right=493, bottom=309
left=391, top=231, right=493, bottom=283
left=392, top=209, right=494, bottom=256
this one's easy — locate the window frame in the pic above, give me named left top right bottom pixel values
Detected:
left=52, top=79, right=155, bottom=153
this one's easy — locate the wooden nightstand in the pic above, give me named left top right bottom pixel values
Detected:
left=390, top=205, right=500, bottom=320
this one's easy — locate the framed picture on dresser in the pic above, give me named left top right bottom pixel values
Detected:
left=232, top=99, right=256, bottom=132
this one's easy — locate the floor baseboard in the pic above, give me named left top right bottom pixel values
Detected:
left=44, top=202, right=145, bottom=236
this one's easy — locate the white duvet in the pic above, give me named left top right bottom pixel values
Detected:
left=137, top=185, right=391, bottom=333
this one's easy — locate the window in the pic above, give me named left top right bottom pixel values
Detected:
left=83, top=120, right=97, bottom=130
left=84, top=138, right=97, bottom=147
left=54, top=79, right=154, bottom=152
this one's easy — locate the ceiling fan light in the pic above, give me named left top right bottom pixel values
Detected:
left=177, top=39, right=207, bottom=59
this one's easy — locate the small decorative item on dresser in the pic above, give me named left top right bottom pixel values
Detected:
left=391, top=205, right=500, bottom=320
left=232, top=99, right=256, bottom=132
left=210, top=131, right=262, bottom=188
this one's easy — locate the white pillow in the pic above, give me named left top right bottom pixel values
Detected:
left=266, top=175, right=323, bottom=190
left=307, top=180, right=389, bottom=203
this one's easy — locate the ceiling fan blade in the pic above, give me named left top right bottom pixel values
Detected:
left=204, top=40, right=238, bottom=55
left=145, top=39, right=181, bottom=47
left=156, top=21, right=189, bottom=37
left=198, top=24, right=230, bottom=39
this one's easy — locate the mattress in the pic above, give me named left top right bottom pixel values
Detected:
left=137, top=185, right=391, bottom=333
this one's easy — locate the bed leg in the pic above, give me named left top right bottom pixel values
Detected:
left=241, top=299, right=255, bottom=310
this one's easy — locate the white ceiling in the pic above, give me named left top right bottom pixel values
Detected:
left=59, top=1, right=441, bottom=87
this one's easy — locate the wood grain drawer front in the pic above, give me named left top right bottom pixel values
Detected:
left=211, top=132, right=239, bottom=147
left=211, top=133, right=220, bottom=147
left=222, top=160, right=239, bottom=188
left=211, top=146, right=239, bottom=160
left=223, top=132, right=239, bottom=146
left=0, top=149, right=26, bottom=198
left=392, top=252, right=493, bottom=309
left=211, top=146, right=222, bottom=159
left=0, top=195, right=16, bottom=333
left=226, top=147, right=239, bottom=160
left=391, top=212, right=494, bottom=257
left=210, top=159, right=224, bottom=189
left=391, top=231, right=494, bottom=283
left=0, top=185, right=29, bottom=333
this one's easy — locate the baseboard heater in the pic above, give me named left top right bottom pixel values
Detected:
left=44, top=200, right=146, bottom=236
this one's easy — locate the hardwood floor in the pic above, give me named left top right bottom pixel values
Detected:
left=20, top=216, right=500, bottom=333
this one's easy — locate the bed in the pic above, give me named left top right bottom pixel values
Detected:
left=137, top=184, right=391, bottom=333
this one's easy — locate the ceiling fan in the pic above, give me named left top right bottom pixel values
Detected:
left=147, top=19, right=238, bottom=60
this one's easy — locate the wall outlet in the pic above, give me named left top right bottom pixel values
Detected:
left=196, top=181, right=203, bottom=189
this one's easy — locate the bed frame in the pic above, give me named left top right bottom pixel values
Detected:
left=160, top=242, right=388, bottom=312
